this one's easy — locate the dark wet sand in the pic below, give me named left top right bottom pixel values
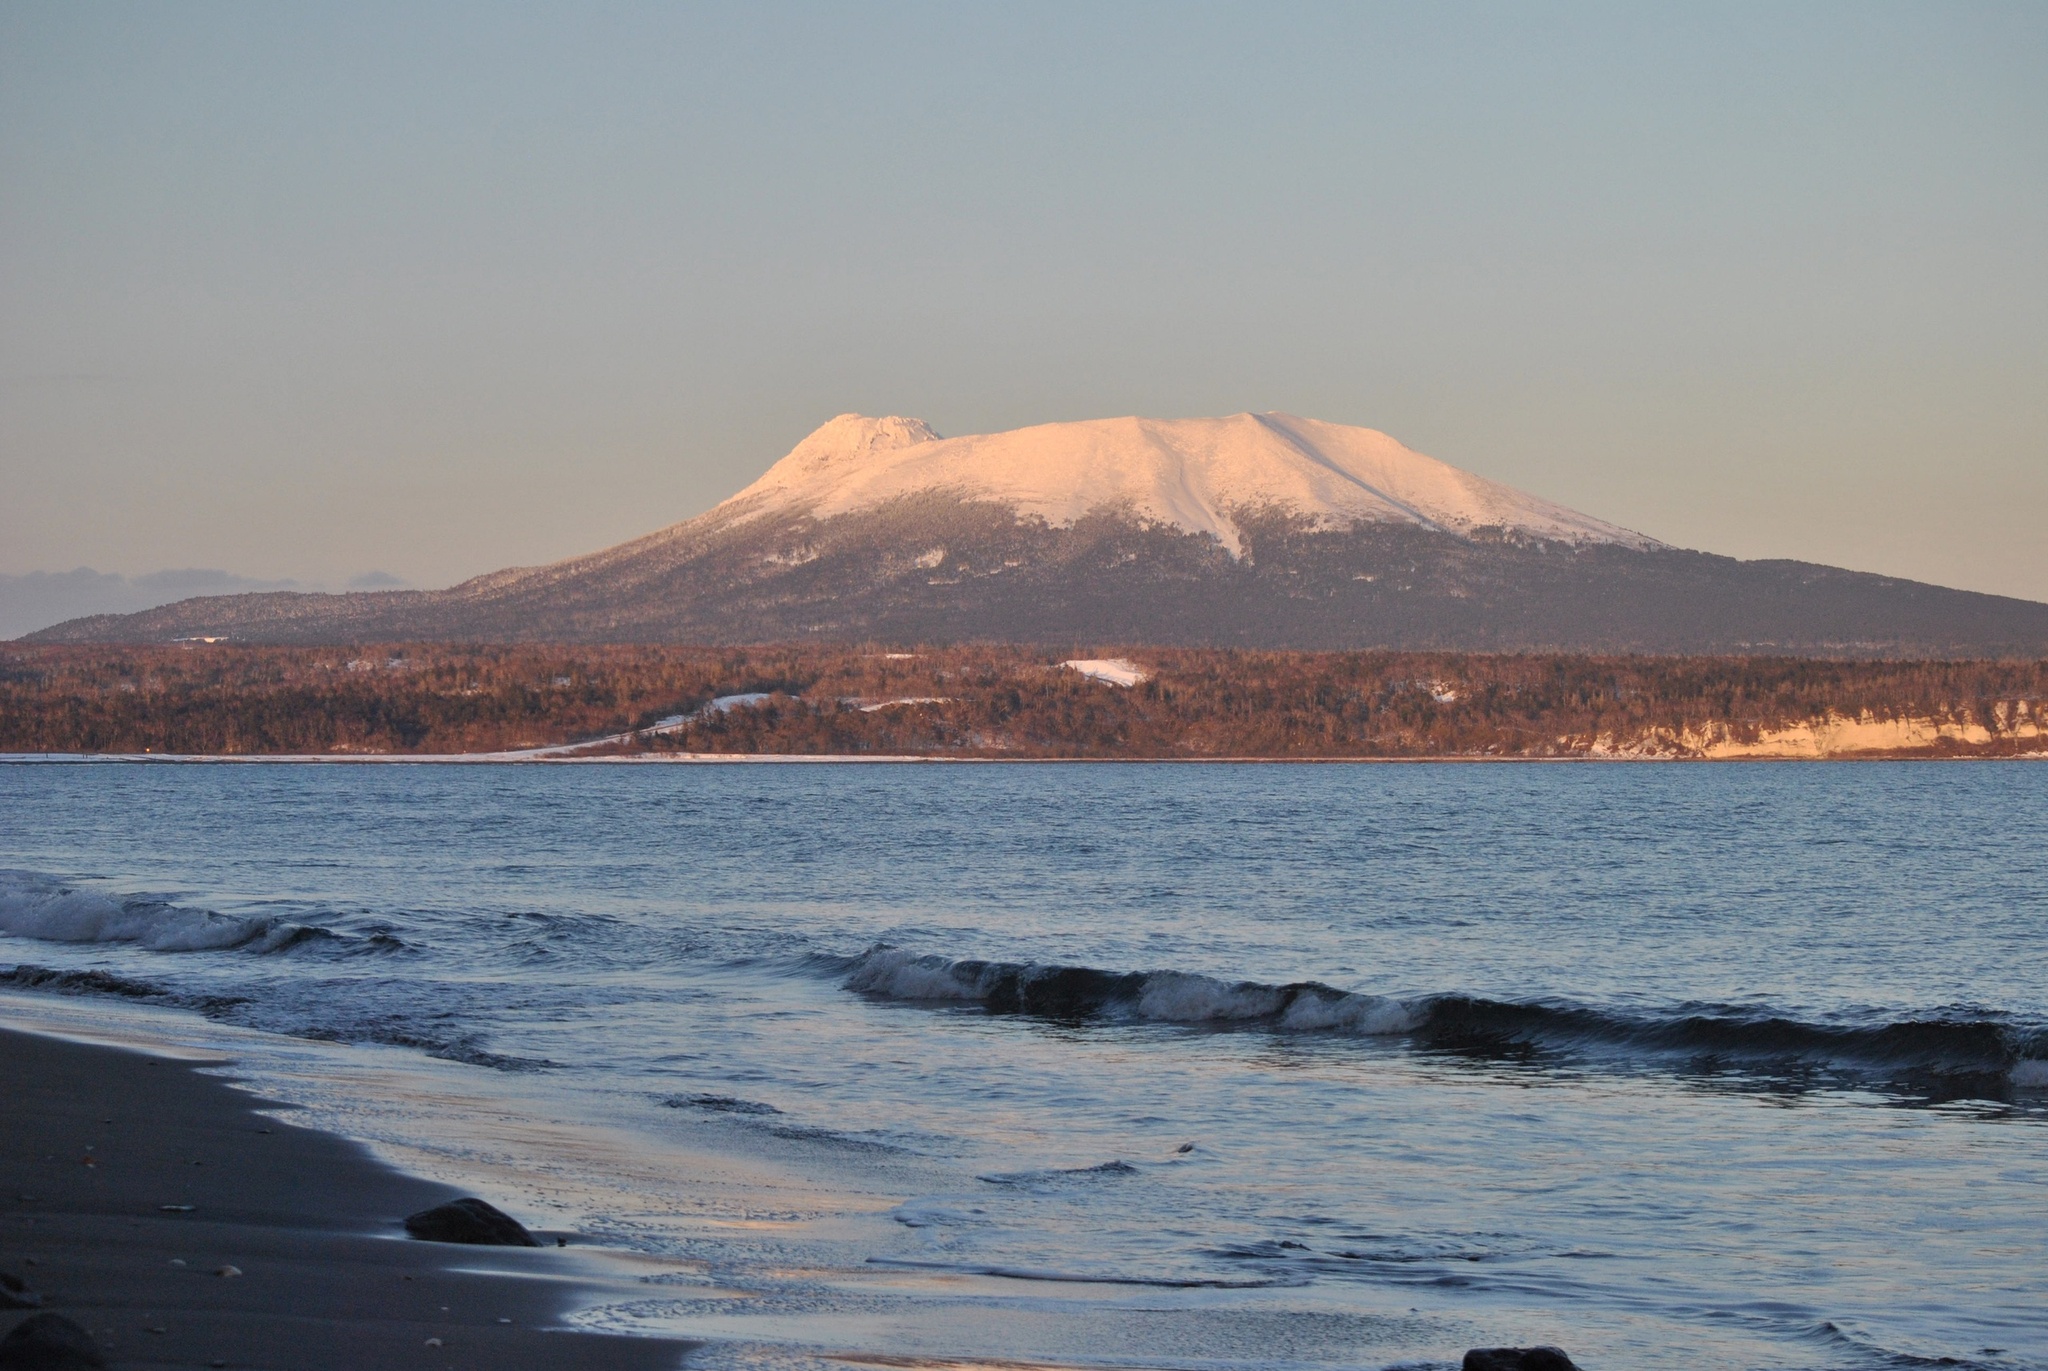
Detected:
left=0, top=1026, right=689, bottom=1370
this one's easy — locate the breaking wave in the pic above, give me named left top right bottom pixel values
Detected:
left=2, top=962, right=249, bottom=1013
left=4, top=962, right=174, bottom=1000
left=0, top=870, right=335, bottom=954
left=0, top=957, right=549, bottom=1072
left=844, top=946, right=1421, bottom=1032
left=842, top=946, right=2048, bottom=1093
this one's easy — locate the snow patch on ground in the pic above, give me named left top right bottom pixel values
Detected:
left=1061, top=659, right=1150, bottom=688
left=853, top=697, right=953, bottom=712
left=503, top=693, right=777, bottom=758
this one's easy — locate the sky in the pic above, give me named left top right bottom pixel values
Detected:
left=3, top=1, right=2045, bottom=605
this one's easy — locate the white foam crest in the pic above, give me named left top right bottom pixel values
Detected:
left=2010, top=1058, right=2048, bottom=1089
left=845, top=947, right=987, bottom=1001
left=1279, top=991, right=1421, bottom=1035
left=0, top=871, right=289, bottom=953
left=1133, top=971, right=1285, bottom=1022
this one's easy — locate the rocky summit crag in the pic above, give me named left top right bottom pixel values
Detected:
left=25, top=413, right=2048, bottom=654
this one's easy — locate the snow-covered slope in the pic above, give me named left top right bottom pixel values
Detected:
left=714, top=411, right=1659, bottom=555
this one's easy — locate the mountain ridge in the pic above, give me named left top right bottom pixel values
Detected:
left=19, top=411, right=2048, bottom=656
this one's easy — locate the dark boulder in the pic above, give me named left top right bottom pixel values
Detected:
left=0, top=1313, right=108, bottom=1370
left=1462, top=1349, right=1580, bottom=1371
left=403, top=1196, right=540, bottom=1246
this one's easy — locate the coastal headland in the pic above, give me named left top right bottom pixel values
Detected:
left=2, top=644, right=2044, bottom=761
left=0, top=1025, right=687, bottom=1370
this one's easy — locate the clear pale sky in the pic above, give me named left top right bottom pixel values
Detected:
left=3, top=2, right=2044, bottom=600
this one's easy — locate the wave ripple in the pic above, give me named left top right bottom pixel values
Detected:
left=843, top=946, right=2048, bottom=1093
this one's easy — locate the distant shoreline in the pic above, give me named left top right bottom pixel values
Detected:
left=8, top=644, right=2045, bottom=761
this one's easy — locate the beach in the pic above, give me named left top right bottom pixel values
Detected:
left=0, top=1025, right=687, bottom=1370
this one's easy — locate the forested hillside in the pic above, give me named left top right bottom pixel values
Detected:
left=3, top=644, right=2044, bottom=759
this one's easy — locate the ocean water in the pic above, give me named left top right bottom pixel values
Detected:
left=1, top=760, right=2045, bottom=1371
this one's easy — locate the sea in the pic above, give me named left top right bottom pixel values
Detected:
left=1, top=760, right=2044, bottom=1371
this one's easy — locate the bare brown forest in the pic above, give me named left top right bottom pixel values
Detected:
left=3, top=644, right=2045, bottom=759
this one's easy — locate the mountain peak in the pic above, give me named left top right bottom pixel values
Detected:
left=736, top=414, right=943, bottom=508
left=719, top=410, right=1657, bottom=556
left=790, top=413, right=942, bottom=466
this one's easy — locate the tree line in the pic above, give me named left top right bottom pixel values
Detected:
left=2, top=643, right=2043, bottom=757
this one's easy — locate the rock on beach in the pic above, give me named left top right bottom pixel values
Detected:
left=1462, top=1349, right=1581, bottom=1371
left=0, top=1313, right=108, bottom=1370
left=402, top=1197, right=541, bottom=1246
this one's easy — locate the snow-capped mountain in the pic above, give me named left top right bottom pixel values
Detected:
left=717, top=412, right=1658, bottom=556
left=22, top=412, right=2048, bottom=654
